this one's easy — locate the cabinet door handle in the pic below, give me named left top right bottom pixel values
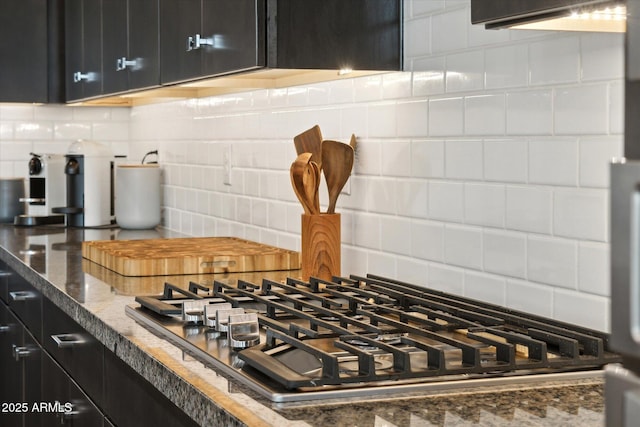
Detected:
left=12, top=345, right=33, bottom=361
left=0, top=324, right=10, bottom=333
left=186, top=33, right=223, bottom=51
left=116, top=57, right=139, bottom=71
left=0, top=270, right=11, bottom=277
left=9, top=291, right=36, bottom=301
left=51, top=333, right=85, bottom=348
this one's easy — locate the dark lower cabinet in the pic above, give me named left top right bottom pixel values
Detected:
left=0, top=263, right=200, bottom=427
left=42, top=352, right=104, bottom=427
left=0, top=303, right=43, bottom=427
left=103, top=350, right=199, bottom=427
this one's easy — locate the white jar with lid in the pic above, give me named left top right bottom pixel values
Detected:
left=115, top=164, right=160, bottom=229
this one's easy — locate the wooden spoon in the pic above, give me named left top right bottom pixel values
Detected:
left=307, top=161, right=321, bottom=214
left=293, top=125, right=323, bottom=169
left=322, top=140, right=354, bottom=214
left=290, top=152, right=314, bottom=214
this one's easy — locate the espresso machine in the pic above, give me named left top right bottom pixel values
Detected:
left=53, top=140, right=114, bottom=227
left=14, top=153, right=66, bottom=226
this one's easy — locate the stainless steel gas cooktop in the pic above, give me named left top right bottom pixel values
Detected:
left=125, top=274, right=620, bottom=403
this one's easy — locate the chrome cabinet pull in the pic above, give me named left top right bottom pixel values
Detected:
left=0, top=270, right=11, bottom=277
left=51, top=333, right=85, bottom=348
left=9, top=290, right=36, bottom=301
left=116, top=57, right=138, bottom=71
left=73, top=71, right=90, bottom=82
left=12, top=345, right=33, bottom=361
left=186, top=34, right=225, bottom=51
left=0, top=325, right=9, bottom=333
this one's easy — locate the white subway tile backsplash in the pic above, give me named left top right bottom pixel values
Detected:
left=553, top=188, right=608, bottom=242
left=483, top=229, right=526, bottom=279
left=464, top=94, right=505, bottom=136
left=555, top=85, right=608, bottom=135
left=483, top=139, right=528, bottom=183
left=431, top=8, right=468, bottom=53
left=553, top=289, right=609, bottom=332
left=428, top=181, right=464, bottom=222
left=445, top=51, right=485, bottom=93
left=427, top=263, right=464, bottom=295
left=354, top=75, right=383, bottom=103
left=465, top=272, right=506, bottom=306
left=368, top=102, right=398, bottom=138
left=367, top=178, right=397, bottom=215
left=404, top=16, right=431, bottom=58
left=505, top=90, right=553, bottom=135
left=14, top=122, right=53, bottom=140
left=411, top=219, right=444, bottom=262
left=381, top=216, right=413, bottom=256
left=411, top=140, right=445, bottom=178
left=506, top=186, right=552, bottom=234
left=352, top=213, right=381, bottom=250
left=396, top=179, right=429, bottom=218
left=445, top=140, right=483, bottom=180
left=506, top=279, right=553, bottom=318
left=578, top=242, right=610, bottom=296
left=410, top=0, right=444, bottom=16
left=397, top=100, right=429, bottom=137
left=412, top=59, right=446, bottom=96
left=529, top=138, right=578, bottom=186
left=428, top=97, right=464, bottom=136
left=528, top=235, right=576, bottom=288
left=485, top=44, right=528, bottom=89
left=396, top=258, right=428, bottom=287
left=444, top=224, right=482, bottom=269
left=580, top=33, right=624, bottom=81
left=382, top=72, right=413, bottom=99
left=579, top=137, right=623, bottom=188
left=529, top=36, right=580, bottom=85
left=610, top=81, right=625, bottom=135
left=464, top=183, right=505, bottom=227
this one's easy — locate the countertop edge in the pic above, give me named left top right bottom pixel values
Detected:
left=0, top=246, right=260, bottom=427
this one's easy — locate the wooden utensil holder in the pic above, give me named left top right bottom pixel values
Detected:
left=301, top=213, right=340, bottom=281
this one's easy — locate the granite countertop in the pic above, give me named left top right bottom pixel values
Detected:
left=0, top=224, right=607, bottom=427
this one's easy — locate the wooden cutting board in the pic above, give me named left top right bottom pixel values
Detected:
left=82, top=237, right=300, bottom=277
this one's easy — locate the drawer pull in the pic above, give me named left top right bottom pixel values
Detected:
left=0, top=270, right=11, bottom=277
left=0, top=324, right=9, bottom=333
left=51, top=333, right=85, bottom=348
left=12, top=345, right=33, bottom=361
left=9, top=291, right=36, bottom=301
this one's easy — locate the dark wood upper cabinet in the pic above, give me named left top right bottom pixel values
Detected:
left=269, top=0, right=402, bottom=71
left=65, top=0, right=103, bottom=102
left=103, top=0, right=160, bottom=95
left=160, top=0, right=263, bottom=84
left=56, top=0, right=403, bottom=102
left=0, top=0, right=64, bottom=103
left=159, top=0, right=401, bottom=85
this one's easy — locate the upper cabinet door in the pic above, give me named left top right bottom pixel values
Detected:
left=0, top=0, right=63, bottom=103
left=271, top=0, right=402, bottom=71
left=102, top=0, right=128, bottom=94
left=103, top=0, right=160, bottom=94
left=202, top=0, right=264, bottom=76
left=160, top=0, right=202, bottom=84
left=128, top=0, right=160, bottom=90
left=65, top=0, right=103, bottom=101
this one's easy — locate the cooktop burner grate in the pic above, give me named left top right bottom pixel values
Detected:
left=127, top=274, right=620, bottom=402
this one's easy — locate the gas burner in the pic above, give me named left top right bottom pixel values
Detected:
left=127, top=274, right=622, bottom=403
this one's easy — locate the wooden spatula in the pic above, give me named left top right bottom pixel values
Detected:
left=293, top=125, right=323, bottom=169
left=322, top=140, right=354, bottom=214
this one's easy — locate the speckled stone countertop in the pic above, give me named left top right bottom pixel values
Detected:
left=0, top=225, right=608, bottom=427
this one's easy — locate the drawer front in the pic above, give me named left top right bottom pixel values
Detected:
left=43, top=298, right=104, bottom=407
left=103, top=350, right=199, bottom=427
left=42, top=351, right=105, bottom=427
left=0, top=260, right=12, bottom=303
left=7, top=274, right=42, bottom=340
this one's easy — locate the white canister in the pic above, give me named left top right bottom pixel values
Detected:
left=115, top=164, right=161, bottom=229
